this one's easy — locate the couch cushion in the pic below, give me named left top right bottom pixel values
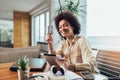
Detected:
left=0, top=45, right=41, bottom=51
left=0, top=45, right=41, bottom=63
left=0, top=47, right=6, bottom=52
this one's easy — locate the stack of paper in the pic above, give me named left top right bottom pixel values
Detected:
left=32, top=70, right=83, bottom=80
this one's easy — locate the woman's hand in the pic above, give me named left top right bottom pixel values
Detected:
left=56, top=59, right=75, bottom=71
left=45, top=33, right=54, bottom=53
left=45, top=33, right=53, bottom=44
left=55, top=59, right=69, bottom=69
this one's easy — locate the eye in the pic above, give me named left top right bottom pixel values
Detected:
left=59, top=26, right=62, bottom=29
left=63, top=23, right=68, bottom=27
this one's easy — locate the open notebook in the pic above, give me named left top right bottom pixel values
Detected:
left=10, top=58, right=46, bottom=71
left=32, top=70, right=83, bottom=80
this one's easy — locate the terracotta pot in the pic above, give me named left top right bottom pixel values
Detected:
left=17, top=69, right=30, bottom=80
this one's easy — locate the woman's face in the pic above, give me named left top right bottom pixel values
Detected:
left=58, top=19, right=74, bottom=38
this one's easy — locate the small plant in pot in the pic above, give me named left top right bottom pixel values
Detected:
left=17, top=55, right=30, bottom=80
left=17, top=55, right=29, bottom=70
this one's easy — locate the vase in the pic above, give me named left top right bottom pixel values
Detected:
left=17, top=69, right=30, bottom=80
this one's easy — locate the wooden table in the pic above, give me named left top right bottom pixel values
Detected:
left=0, top=62, right=50, bottom=80
left=0, top=62, right=92, bottom=80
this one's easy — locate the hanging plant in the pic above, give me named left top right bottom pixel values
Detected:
left=56, top=0, right=86, bottom=16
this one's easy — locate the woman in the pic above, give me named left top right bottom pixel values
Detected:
left=46, top=12, right=98, bottom=73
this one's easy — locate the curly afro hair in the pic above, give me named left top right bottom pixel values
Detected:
left=54, top=11, right=81, bottom=37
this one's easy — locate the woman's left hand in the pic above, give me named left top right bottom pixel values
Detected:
left=55, top=59, right=75, bottom=71
left=55, top=59, right=69, bottom=68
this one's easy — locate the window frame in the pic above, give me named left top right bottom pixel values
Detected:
left=32, top=10, right=50, bottom=45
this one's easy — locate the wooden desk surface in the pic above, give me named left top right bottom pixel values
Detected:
left=0, top=62, right=91, bottom=80
left=0, top=62, right=50, bottom=80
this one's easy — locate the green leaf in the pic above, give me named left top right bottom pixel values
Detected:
left=56, top=0, right=86, bottom=16
left=17, top=55, right=29, bottom=71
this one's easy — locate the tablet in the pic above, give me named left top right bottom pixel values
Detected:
left=41, top=53, right=60, bottom=66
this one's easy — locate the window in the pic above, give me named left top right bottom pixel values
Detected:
left=34, top=11, right=50, bottom=44
left=87, top=0, right=120, bottom=36
left=0, top=20, right=13, bottom=44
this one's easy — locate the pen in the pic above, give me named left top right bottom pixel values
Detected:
left=29, top=75, right=44, bottom=79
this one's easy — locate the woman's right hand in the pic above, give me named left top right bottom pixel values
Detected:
left=45, top=33, right=53, bottom=45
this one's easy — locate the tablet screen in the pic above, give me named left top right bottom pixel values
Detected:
left=41, top=53, right=60, bottom=66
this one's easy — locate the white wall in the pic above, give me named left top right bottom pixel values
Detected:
left=86, top=0, right=120, bottom=51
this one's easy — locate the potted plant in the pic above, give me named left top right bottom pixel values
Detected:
left=17, top=56, right=30, bottom=80
left=56, top=0, right=86, bottom=16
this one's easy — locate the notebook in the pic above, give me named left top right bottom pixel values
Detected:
left=10, top=58, right=46, bottom=71
left=32, top=70, right=83, bottom=80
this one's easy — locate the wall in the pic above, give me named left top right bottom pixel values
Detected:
left=14, top=11, right=31, bottom=48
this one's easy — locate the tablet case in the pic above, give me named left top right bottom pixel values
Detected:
left=41, top=53, right=59, bottom=66
left=10, top=58, right=46, bottom=71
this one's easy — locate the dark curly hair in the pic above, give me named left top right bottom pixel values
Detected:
left=54, top=11, right=81, bottom=37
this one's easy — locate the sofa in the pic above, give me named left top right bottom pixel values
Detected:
left=95, top=49, right=120, bottom=80
left=0, top=45, right=41, bottom=63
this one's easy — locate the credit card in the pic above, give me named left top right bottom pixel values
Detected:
left=48, top=25, right=53, bottom=34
